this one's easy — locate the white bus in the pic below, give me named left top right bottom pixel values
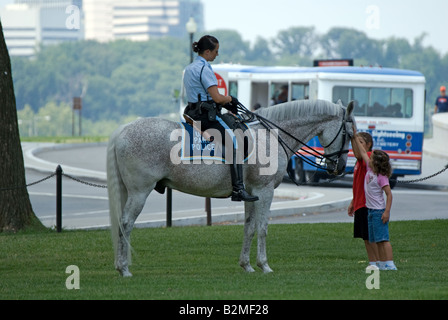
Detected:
left=179, top=64, right=426, bottom=184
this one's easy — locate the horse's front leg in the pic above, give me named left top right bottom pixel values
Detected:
left=256, top=213, right=273, bottom=273
left=239, top=202, right=256, bottom=272
left=256, top=191, right=274, bottom=273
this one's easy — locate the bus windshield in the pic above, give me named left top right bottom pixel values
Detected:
left=332, top=86, right=413, bottom=118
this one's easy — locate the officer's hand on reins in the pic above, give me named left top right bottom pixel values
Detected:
left=223, top=95, right=239, bottom=114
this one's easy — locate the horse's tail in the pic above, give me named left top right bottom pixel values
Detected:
left=107, top=125, right=128, bottom=268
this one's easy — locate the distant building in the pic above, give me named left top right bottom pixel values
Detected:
left=84, top=0, right=204, bottom=42
left=0, top=0, right=83, bottom=56
left=1, top=0, right=204, bottom=56
left=82, top=0, right=113, bottom=42
left=14, top=0, right=82, bottom=8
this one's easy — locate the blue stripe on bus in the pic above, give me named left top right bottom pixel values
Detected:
left=212, top=66, right=424, bottom=77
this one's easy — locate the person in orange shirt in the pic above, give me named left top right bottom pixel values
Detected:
left=434, top=86, right=448, bottom=113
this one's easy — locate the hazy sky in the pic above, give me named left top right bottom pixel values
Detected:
left=201, top=0, right=448, bottom=54
left=1, top=0, right=446, bottom=54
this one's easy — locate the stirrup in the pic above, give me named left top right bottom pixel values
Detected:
left=231, top=189, right=259, bottom=202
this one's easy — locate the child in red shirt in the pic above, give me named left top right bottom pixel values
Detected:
left=348, top=131, right=379, bottom=269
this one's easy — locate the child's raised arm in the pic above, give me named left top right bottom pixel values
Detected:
left=351, top=127, right=370, bottom=164
left=351, top=126, right=363, bottom=161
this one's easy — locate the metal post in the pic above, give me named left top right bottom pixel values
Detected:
left=166, top=188, right=172, bottom=227
left=206, top=197, right=211, bottom=226
left=56, top=165, right=62, bottom=232
left=79, top=108, right=82, bottom=136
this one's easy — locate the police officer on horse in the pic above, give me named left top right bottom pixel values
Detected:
left=183, top=35, right=258, bottom=202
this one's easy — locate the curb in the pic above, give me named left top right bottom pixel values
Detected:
left=23, top=142, right=107, bottom=182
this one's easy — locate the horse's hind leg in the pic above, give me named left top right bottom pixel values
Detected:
left=116, top=191, right=149, bottom=277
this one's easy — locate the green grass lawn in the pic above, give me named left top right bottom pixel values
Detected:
left=1, top=220, right=447, bottom=300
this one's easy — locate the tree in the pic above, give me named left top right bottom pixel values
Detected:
left=382, top=37, right=412, bottom=67
left=246, top=37, right=274, bottom=65
left=0, top=20, right=42, bottom=231
left=206, top=29, right=250, bottom=63
left=321, top=27, right=383, bottom=64
left=273, top=26, right=318, bottom=57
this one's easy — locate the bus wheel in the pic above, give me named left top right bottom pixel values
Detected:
left=389, top=175, right=398, bottom=189
left=290, top=157, right=306, bottom=184
left=306, top=171, right=322, bottom=184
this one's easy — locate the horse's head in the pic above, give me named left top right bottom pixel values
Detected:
left=318, top=101, right=355, bottom=175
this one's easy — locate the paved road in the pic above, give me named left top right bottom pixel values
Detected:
left=22, top=142, right=448, bottom=229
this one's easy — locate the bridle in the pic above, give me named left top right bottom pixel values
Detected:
left=318, top=107, right=352, bottom=174
left=236, top=102, right=352, bottom=175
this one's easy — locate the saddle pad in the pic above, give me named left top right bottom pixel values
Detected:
left=179, top=122, right=255, bottom=163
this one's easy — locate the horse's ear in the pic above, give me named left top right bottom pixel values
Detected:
left=347, top=100, right=354, bottom=115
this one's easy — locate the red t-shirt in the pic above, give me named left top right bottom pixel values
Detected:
left=352, top=151, right=371, bottom=212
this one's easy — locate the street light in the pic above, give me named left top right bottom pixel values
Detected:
left=186, top=17, right=197, bottom=63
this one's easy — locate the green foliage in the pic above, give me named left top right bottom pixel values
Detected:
left=10, top=27, right=448, bottom=136
left=12, top=38, right=189, bottom=123
left=0, top=220, right=447, bottom=300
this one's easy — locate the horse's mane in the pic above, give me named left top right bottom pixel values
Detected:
left=255, top=99, right=339, bottom=121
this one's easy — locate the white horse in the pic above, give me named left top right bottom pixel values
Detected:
left=107, top=99, right=355, bottom=276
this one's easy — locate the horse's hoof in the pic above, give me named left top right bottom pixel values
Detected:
left=240, top=263, right=255, bottom=273
left=121, top=270, right=133, bottom=277
left=258, top=263, right=273, bottom=273
left=117, top=267, right=133, bottom=277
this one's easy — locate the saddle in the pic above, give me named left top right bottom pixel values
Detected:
left=179, top=113, right=255, bottom=163
left=183, top=113, right=213, bottom=142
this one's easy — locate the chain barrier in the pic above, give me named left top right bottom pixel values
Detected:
left=392, top=163, right=448, bottom=184
left=1, top=162, right=446, bottom=233
left=61, top=172, right=107, bottom=188
left=0, top=167, right=107, bottom=192
left=2, top=162, right=448, bottom=192
left=290, top=163, right=448, bottom=186
left=0, top=166, right=108, bottom=233
left=0, top=172, right=56, bottom=191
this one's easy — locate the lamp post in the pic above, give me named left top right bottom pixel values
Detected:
left=166, top=20, right=197, bottom=228
left=186, top=17, right=197, bottom=63
left=185, top=16, right=211, bottom=225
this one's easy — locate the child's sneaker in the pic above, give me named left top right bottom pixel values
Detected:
left=383, top=263, right=397, bottom=270
left=378, top=262, right=386, bottom=270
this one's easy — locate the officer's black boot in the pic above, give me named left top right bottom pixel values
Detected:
left=230, top=150, right=259, bottom=202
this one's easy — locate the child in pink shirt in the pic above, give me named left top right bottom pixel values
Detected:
left=348, top=132, right=379, bottom=269
left=352, top=129, right=397, bottom=270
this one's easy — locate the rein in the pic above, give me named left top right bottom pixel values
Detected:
left=236, top=103, right=350, bottom=172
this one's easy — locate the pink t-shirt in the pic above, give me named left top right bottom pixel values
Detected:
left=364, top=160, right=390, bottom=209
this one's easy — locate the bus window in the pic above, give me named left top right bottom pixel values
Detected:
left=270, top=83, right=288, bottom=105
left=291, top=83, right=309, bottom=100
left=333, top=86, right=413, bottom=118
left=251, top=82, right=269, bottom=110
left=229, top=81, right=238, bottom=98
